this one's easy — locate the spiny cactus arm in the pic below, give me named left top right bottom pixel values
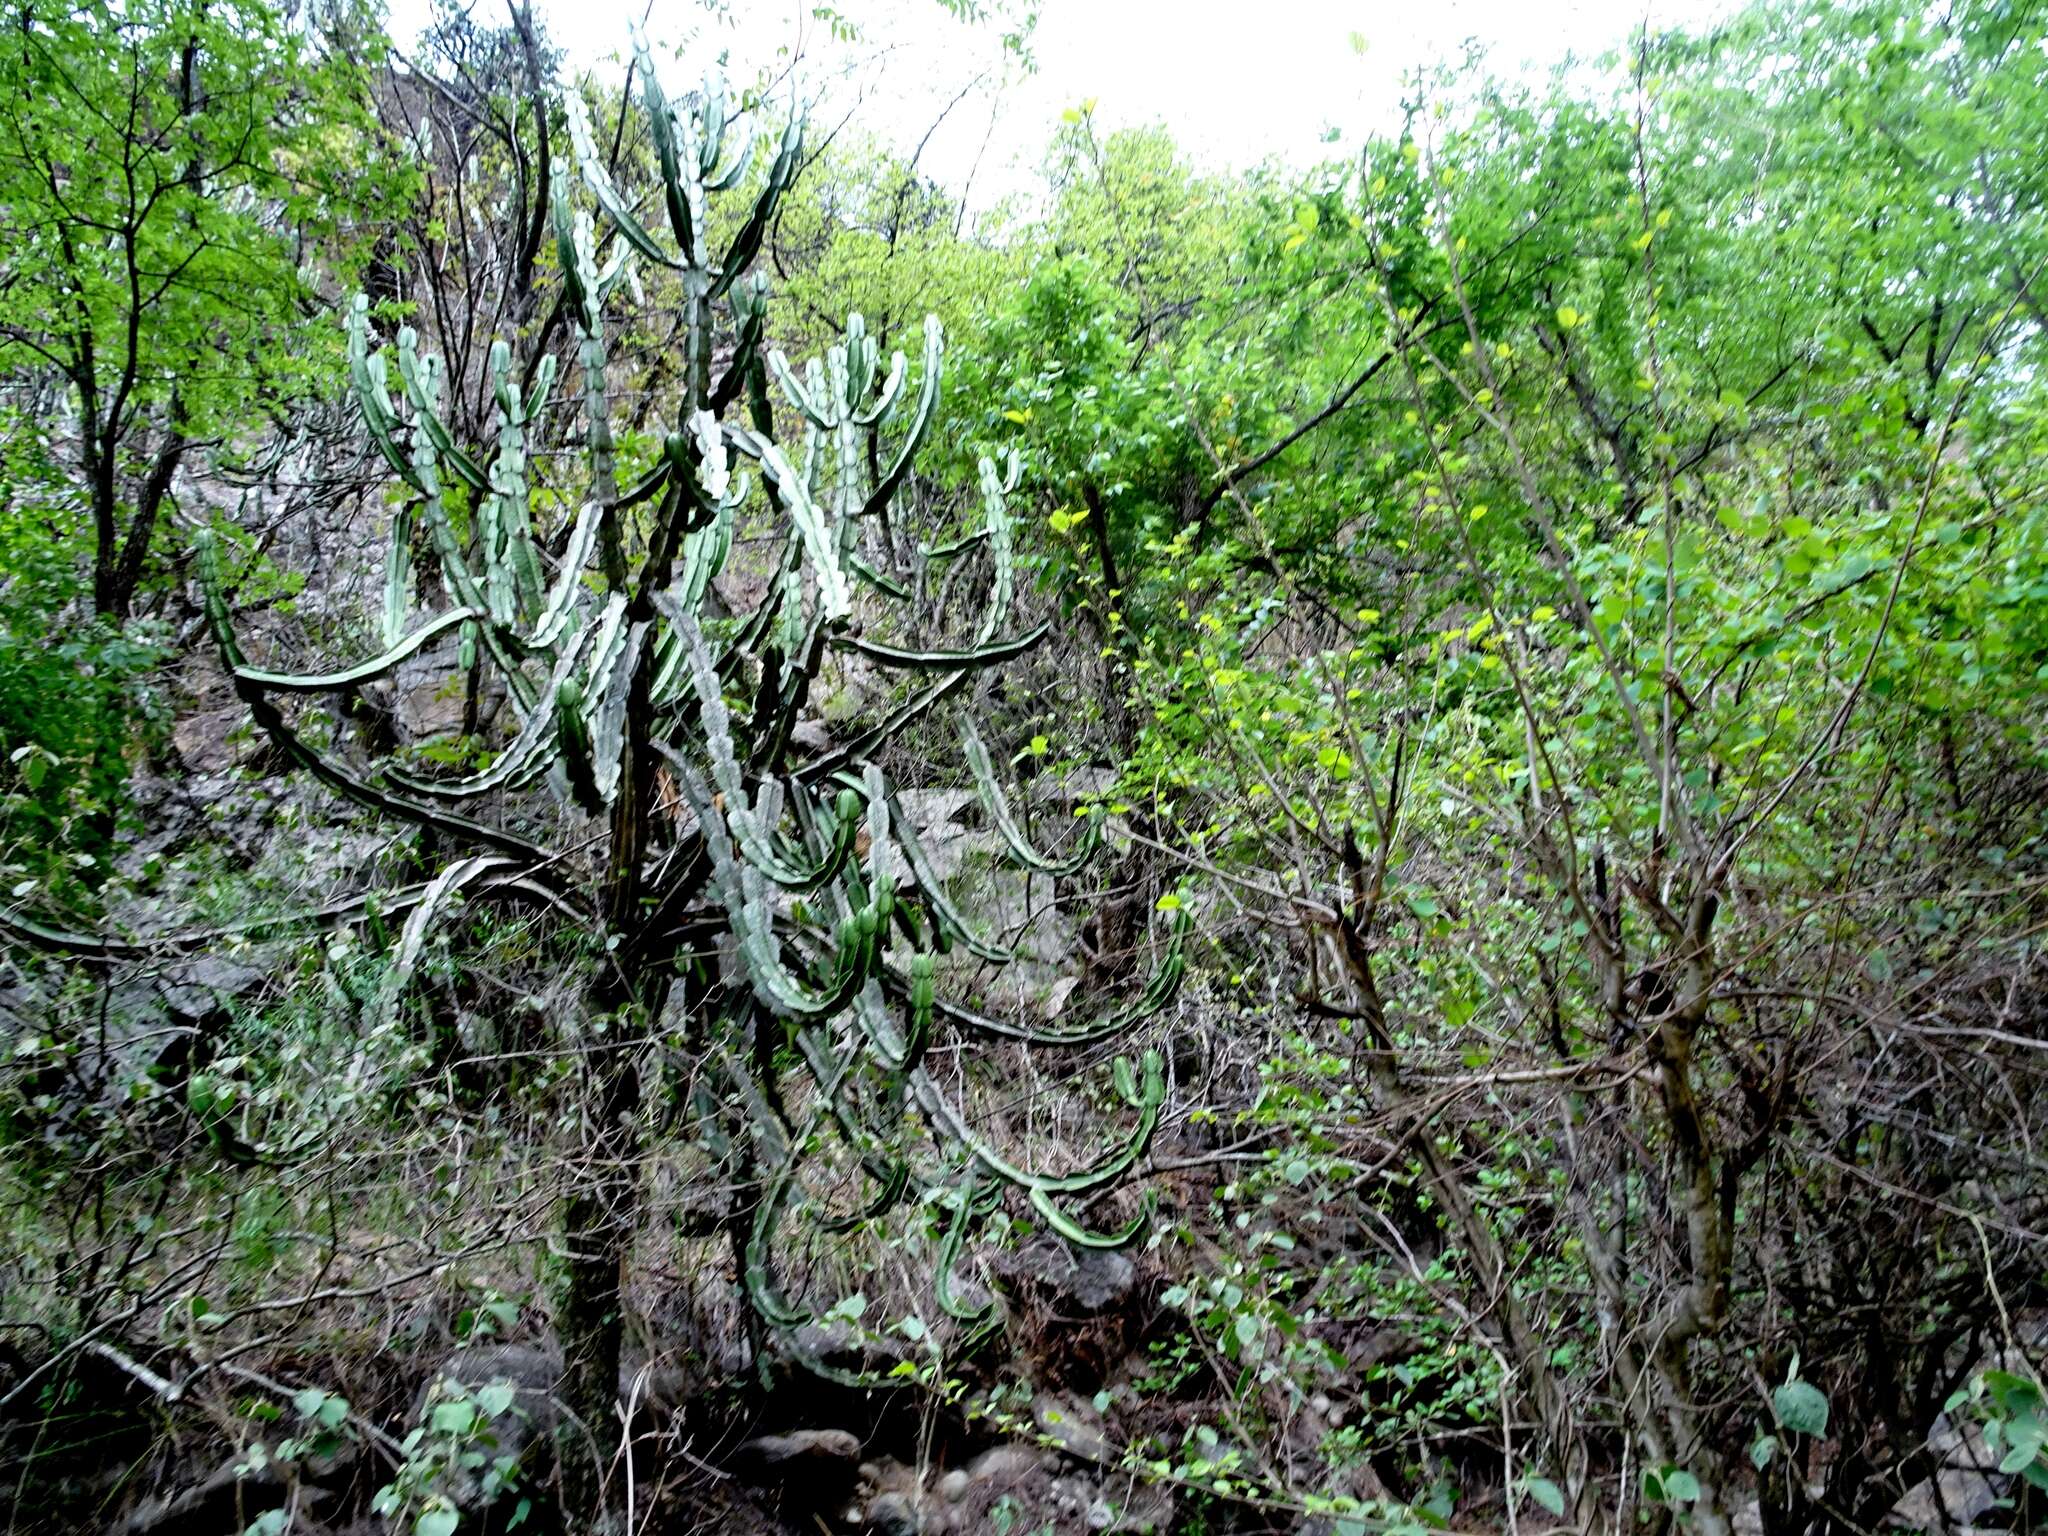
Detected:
left=744, top=619, right=828, bottom=777
left=848, top=979, right=914, bottom=1072
left=576, top=579, right=629, bottom=689
left=846, top=554, right=912, bottom=599
left=974, top=451, right=1021, bottom=645
left=410, top=439, right=540, bottom=715
left=526, top=499, right=605, bottom=651
left=579, top=336, right=624, bottom=584
left=732, top=1057, right=926, bottom=1382
left=667, top=610, right=837, bottom=876
left=922, top=526, right=990, bottom=562
left=703, top=116, right=755, bottom=192
left=935, top=1178, right=1003, bottom=1323
left=721, top=1043, right=849, bottom=1305
left=382, top=633, right=579, bottom=799
left=989, top=909, right=1180, bottom=1037
left=901, top=951, right=937, bottom=1073
left=730, top=531, right=805, bottom=658
left=790, top=669, right=975, bottom=787
left=1029, top=1187, right=1152, bottom=1250
left=529, top=350, right=559, bottom=424
left=745, top=1153, right=811, bottom=1330
left=393, top=329, right=489, bottom=493
left=563, top=90, right=676, bottom=269
left=768, top=348, right=833, bottom=430
left=910, top=1048, right=1165, bottom=1197
left=552, top=177, right=589, bottom=317
left=0, top=862, right=578, bottom=962
left=830, top=622, right=1051, bottom=673
left=840, top=313, right=876, bottom=406
left=958, top=720, right=1102, bottom=877
left=611, top=454, right=672, bottom=516
left=347, top=296, right=421, bottom=493
left=630, top=30, right=700, bottom=263
left=817, top=1159, right=911, bottom=1234
left=640, top=411, right=730, bottom=605
left=858, top=316, right=944, bottom=521
left=749, top=907, right=878, bottom=1022
left=645, top=503, right=739, bottom=708
left=731, top=776, right=859, bottom=895
left=482, top=346, right=539, bottom=626
left=919, top=910, right=1192, bottom=1048
left=555, top=678, right=604, bottom=814
left=587, top=619, right=647, bottom=804
left=367, top=853, right=515, bottom=1033
left=725, top=836, right=893, bottom=1020
left=901, top=984, right=1132, bottom=1048
left=382, top=498, right=417, bottom=648
left=831, top=395, right=864, bottom=524
left=225, top=605, right=484, bottom=693
left=853, top=348, right=907, bottom=429
left=727, top=429, right=851, bottom=624
left=552, top=189, right=627, bottom=584
left=868, top=780, right=1016, bottom=962
left=710, top=109, right=803, bottom=301
left=195, top=532, right=553, bottom=863
left=712, top=274, right=771, bottom=419
left=659, top=757, right=870, bottom=1019
left=791, top=1024, right=915, bottom=1228
left=228, top=704, right=552, bottom=860
left=677, top=491, right=737, bottom=606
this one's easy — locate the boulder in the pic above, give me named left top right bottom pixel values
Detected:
left=1032, top=1392, right=1110, bottom=1463
left=863, top=1489, right=923, bottom=1534
left=730, top=1428, right=864, bottom=1490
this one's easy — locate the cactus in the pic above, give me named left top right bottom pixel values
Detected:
left=188, top=41, right=1186, bottom=1436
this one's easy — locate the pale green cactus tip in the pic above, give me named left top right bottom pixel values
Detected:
left=188, top=37, right=1183, bottom=1387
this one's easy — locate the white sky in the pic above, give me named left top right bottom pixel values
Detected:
left=388, top=0, right=1739, bottom=208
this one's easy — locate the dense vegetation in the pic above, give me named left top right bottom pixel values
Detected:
left=3, top=2, right=2046, bottom=1533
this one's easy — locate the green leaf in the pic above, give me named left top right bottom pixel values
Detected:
left=1774, top=1377, right=1830, bottom=1437
left=415, top=1511, right=459, bottom=1536
left=1522, top=1476, right=1566, bottom=1516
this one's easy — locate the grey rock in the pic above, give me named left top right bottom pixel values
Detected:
left=937, top=1469, right=971, bottom=1503
left=1092, top=1481, right=1176, bottom=1535
left=731, top=1428, right=863, bottom=1485
left=171, top=704, right=251, bottom=776
left=1051, top=1474, right=1093, bottom=1516
left=158, top=955, right=267, bottom=1023
left=1004, top=1236, right=1137, bottom=1313
left=864, top=1489, right=923, bottom=1535
left=411, top=1342, right=562, bottom=1512
left=964, top=1443, right=1048, bottom=1486
left=119, top=1448, right=305, bottom=1534
left=785, top=1319, right=913, bottom=1378
left=1033, top=1393, right=1110, bottom=1462
left=394, top=642, right=468, bottom=742
left=790, top=719, right=836, bottom=754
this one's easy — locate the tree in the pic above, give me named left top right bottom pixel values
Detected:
left=1102, top=5, right=2048, bottom=1526
left=174, top=38, right=1180, bottom=1525
left=0, top=0, right=396, bottom=618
